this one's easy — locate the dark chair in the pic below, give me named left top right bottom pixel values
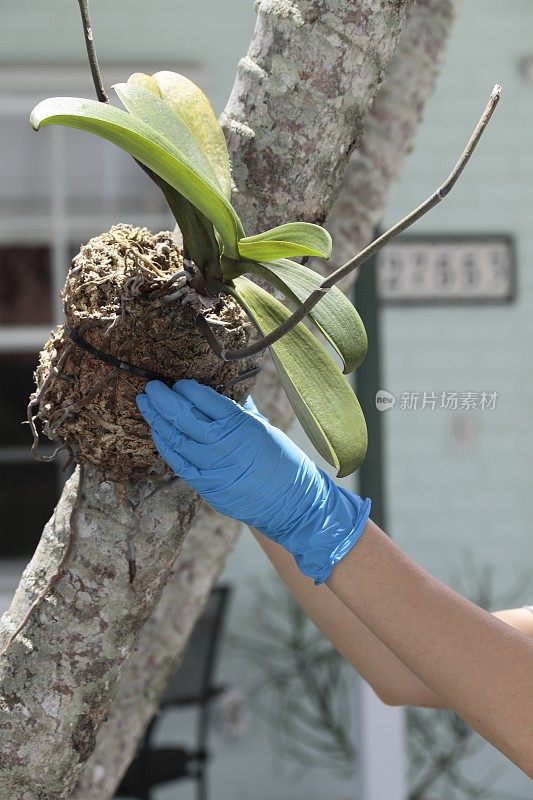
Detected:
left=116, top=584, right=231, bottom=800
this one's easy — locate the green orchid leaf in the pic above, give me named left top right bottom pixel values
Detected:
left=128, top=71, right=233, bottom=199
left=126, top=72, right=160, bottom=94
left=219, top=256, right=246, bottom=280
left=114, top=82, right=222, bottom=190
left=30, top=97, right=243, bottom=257
left=238, top=222, right=332, bottom=261
left=158, top=180, right=220, bottom=274
left=114, top=82, right=222, bottom=271
left=243, top=259, right=367, bottom=374
left=232, top=277, right=367, bottom=477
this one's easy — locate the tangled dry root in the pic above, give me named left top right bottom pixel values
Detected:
left=30, top=224, right=256, bottom=482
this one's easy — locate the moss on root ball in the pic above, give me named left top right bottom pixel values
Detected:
left=32, top=224, right=257, bottom=482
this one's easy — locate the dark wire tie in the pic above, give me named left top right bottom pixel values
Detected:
left=62, top=321, right=262, bottom=390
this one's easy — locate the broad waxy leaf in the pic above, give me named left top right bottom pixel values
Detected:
left=238, top=222, right=332, bottom=262
left=30, top=97, right=243, bottom=257
left=114, top=82, right=224, bottom=272
left=243, top=258, right=367, bottom=374
left=114, top=82, right=222, bottom=191
left=158, top=179, right=221, bottom=275
left=128, top=71, right=233, bottom=199
left=232, top=277, right=367, bottom=477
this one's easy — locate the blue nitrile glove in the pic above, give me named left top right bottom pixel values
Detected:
left=136, top=379, right=371, bottom=585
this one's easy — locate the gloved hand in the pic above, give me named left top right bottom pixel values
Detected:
left=136, top=379, right=371, bottom=584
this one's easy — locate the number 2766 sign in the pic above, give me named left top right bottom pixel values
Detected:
left=376, top=236, right=514, bottom=304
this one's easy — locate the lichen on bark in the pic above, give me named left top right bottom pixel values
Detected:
left=0, top=466, right=201, bottom=799
left=314, top=0, right=462, bottom=287
left=222, top=0, right=410, bottom=233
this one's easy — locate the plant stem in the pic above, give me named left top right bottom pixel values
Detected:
left=204, top=84, right=502, bottom=362
left=76, top=0, right=108, bottom=103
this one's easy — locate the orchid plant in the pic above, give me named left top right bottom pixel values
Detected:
left=29, top=0, right=500, bottom=478
left=30, top=72, right=369, bottom=477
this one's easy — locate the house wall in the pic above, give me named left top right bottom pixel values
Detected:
left=381, top=1, right=533, bottom=603
left=0, top=0, right=256, bottom=114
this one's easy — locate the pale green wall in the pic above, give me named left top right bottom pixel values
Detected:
left=379, top=4, right=533, bottom=792
left=0, top=0, right=256, bottom=112
left=381, top=0, right=533, bottom=598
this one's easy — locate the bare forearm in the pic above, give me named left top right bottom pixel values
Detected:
left=252, top=529, right=533, bottom=712
left=252, top=529, right=445, bottom=707
left=494, top=607, right=533, bottom=637
left=327, top=519, right=533, bottom=777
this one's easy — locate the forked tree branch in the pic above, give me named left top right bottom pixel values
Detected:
left=202, top=84, right=501, bottom=363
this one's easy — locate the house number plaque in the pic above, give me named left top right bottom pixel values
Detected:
left=376, top=236, right=514, bottom=304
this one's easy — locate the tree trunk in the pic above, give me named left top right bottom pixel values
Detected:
left=315, top=0, right=462, bottom=285
left=0, top=2, right=412, bottom=797
left=73, top=2, right=461, bottom=798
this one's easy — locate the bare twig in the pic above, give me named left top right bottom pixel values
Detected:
left=201, top=85, right=502, bottom=362
left=76, top=0, right=108, bottom=102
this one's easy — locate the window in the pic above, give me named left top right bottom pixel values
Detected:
left=0, top=246, right=52, bottom=325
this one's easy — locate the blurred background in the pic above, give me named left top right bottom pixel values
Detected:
left=0, top=0, right=532, bottom=798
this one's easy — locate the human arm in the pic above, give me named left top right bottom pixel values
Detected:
left=251, top=528, right=446, bottom=708
left=252, top=529, right=533, bottom=710
left=135, top=380, right=533, bottom=777
left=326, top=519, right=533, bottom=776
left=494, top=606, right=533, bottom=636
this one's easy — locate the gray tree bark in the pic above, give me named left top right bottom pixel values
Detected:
left=0, top=2, right=412, bottom=798
left=314, top=0, right=462, bottom=285
left=73, top=2, right=461, bottom=798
